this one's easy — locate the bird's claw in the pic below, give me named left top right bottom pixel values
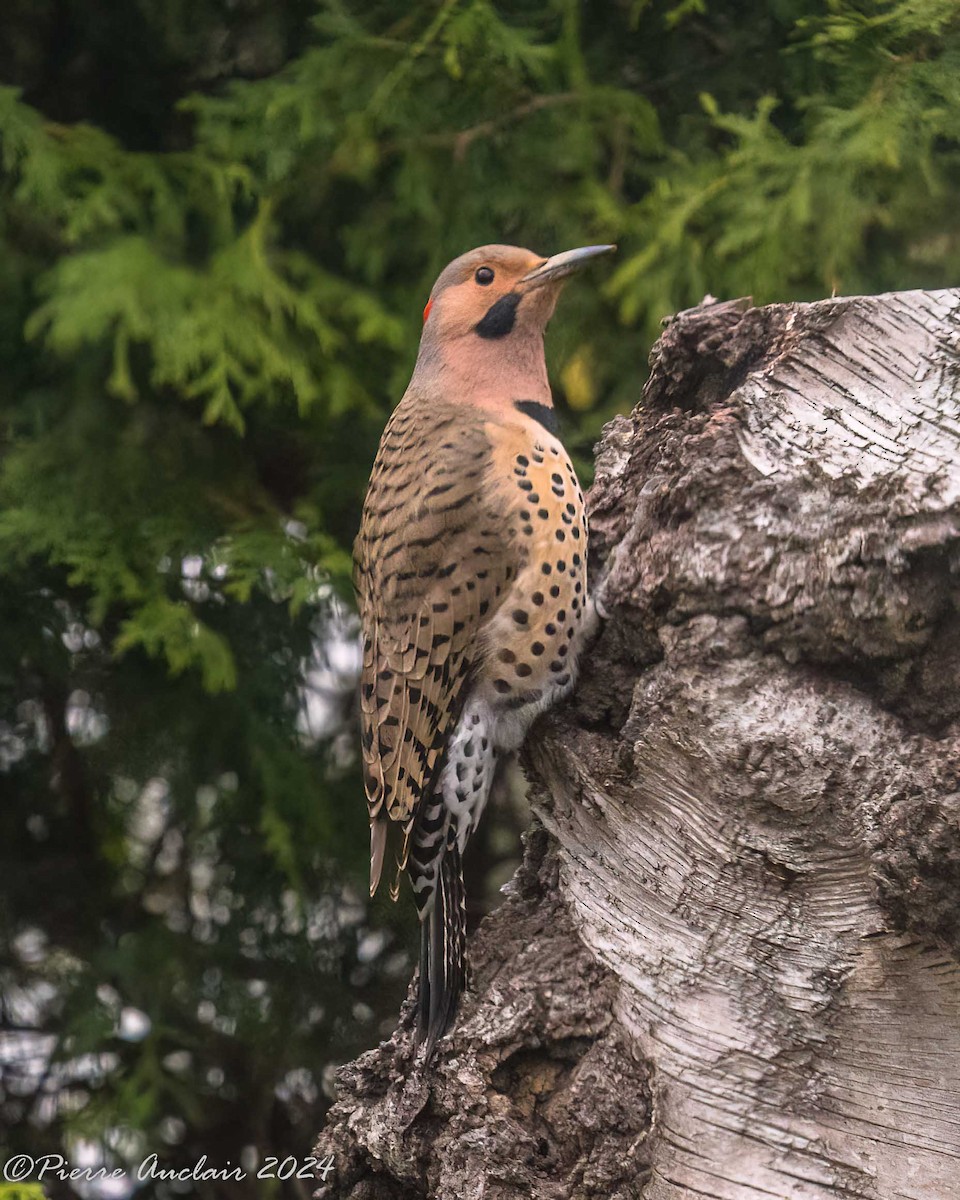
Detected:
left=591, top=541, right=626, bottom=624
left=593, top=585, right=613, bottom=622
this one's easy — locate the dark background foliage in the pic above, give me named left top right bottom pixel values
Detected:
left=1, top=1, right=958, bottom=1196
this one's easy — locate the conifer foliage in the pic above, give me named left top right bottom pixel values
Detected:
left=1, top=1, right=958, bottom=1194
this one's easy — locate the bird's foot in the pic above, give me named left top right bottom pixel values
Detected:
left=593, top=583, right=614, bottom=623
left=590, top=540, right=626, bottom=625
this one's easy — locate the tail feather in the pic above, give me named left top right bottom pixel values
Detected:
left=369, top=818, right=387, bottom=898
left=417, top=843, right=466, bottom=1058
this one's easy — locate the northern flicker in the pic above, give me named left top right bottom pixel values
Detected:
left=354, top=242, right=614, bottom=1054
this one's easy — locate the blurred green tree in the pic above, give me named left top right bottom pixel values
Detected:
left=1, top=0, right=959, bottom=1195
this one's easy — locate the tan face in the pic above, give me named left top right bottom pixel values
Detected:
left=422, top=245, right=562, bottom=344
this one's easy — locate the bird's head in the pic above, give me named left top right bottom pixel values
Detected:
left=411, top=243, right=615, bottom=412
left=420, top=243, right=615, bottom=343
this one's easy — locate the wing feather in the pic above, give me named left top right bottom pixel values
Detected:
left=354, top=398, right=512, bottom=896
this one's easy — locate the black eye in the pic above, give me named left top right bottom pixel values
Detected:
left=475, top=266, right=495, bottom=285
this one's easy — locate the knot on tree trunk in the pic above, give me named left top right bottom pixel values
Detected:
left=319, top=289, right=960, bottom=1200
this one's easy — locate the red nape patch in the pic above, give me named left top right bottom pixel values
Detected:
left=422, top=298, right=433, bottom=324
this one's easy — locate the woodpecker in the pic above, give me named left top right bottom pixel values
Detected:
left=354, top=242, right=615, bottom=1055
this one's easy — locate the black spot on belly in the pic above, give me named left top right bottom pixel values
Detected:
left=475, top=292, right=522, bottom=338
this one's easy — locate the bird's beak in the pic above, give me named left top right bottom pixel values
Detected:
left=518, top=244, right=616, bottom=290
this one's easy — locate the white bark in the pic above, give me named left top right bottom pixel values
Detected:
left=319, top=289, right=960, bottom=1200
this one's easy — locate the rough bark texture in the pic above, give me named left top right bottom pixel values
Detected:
left=317, top=289, right=960, bottom=1199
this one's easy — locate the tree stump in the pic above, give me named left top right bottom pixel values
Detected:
left=317, top=290, right=960, bottom=1200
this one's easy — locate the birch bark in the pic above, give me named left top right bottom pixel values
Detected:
left=318, top=290, right=960, bottom=1200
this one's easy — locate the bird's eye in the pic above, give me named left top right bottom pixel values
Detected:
left=475, top=267, right=495, bottom=286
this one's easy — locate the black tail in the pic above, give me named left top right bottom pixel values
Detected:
left=416, top=843, right=466, bottom=1058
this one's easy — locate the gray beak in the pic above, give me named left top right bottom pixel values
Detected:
left=519, top=244, right=616, bottom=289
